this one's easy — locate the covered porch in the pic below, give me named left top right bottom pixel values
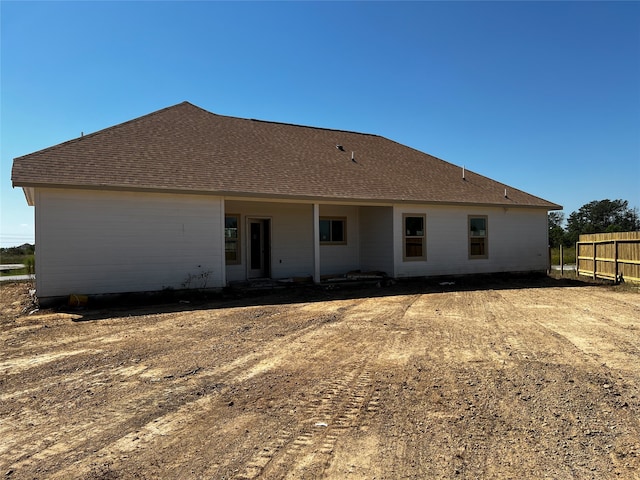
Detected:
left=223, top=198, right=394, bottom=286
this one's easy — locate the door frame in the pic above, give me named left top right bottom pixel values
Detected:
left=246, top=217, right=271, bottom=279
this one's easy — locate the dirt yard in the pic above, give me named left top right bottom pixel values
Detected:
left=1, top=276, right=639, bottom=479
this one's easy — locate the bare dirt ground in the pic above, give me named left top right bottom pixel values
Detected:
left=1, top=275, right=639, bottom=479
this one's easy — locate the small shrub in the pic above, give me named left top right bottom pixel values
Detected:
left=24, top=256, right=35, bottom=275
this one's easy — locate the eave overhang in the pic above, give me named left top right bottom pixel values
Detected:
left=12, top=182, right=563, bottom=211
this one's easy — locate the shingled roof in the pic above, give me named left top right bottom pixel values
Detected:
left=12, top=102, right=560, bottom=209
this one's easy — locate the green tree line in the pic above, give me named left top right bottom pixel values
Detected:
left=549, top=199, right=640, bottom=247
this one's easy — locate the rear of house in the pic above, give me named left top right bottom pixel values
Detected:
left=12, top=102, right=560, bottom=301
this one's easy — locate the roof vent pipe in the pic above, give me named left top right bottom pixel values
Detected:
left=504, top=188, right=508, bottom=198
left=351, top=151, right=355, bottom=162
left=462, top=165, right=465, bottom=180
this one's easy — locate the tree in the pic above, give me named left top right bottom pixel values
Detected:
left=566, top=199, right=640, bottom=244
left=548, top=211, right=566, bottom=248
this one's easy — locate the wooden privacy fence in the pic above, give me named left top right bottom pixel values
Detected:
left=577, top=232, right=640, bottom=283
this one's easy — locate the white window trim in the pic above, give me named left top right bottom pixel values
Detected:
left=403, top=213, right=427, bottom=261
left=319, top=216, right=347, bottom=245
left=468, top=215, right=488, bottom=259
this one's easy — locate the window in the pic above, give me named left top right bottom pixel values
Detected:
left=403, top=214, right=426, bottom=260
left=469, top=215, right=488, bottom=259
left=319, top=217, right=346, bottom=244
left=225, top=214, right=240, bottom=264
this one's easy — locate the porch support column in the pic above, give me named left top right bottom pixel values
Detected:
left=219, top=199, right=227, bottom=287
left=312, top=203, right=320, bottom=284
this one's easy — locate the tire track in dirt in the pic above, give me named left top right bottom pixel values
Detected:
left=4, top=284, right=639, bottom=479
left=501, top=286, right=640, bottom=372
left=312, top=294, right=425, bottom=479
left=38, top=302, right=360, bottom=479
left=231, top=295, right=418, bottom=479
left=0, top=348, right=96, bottom=376
left=236, top=363, right=376, bottom=479
left=2, top=303, right=300, bottom=369
left=0, top=311, right=261, bottom=473
left=402, top=290, right=513, bottom=365
left=364, top=287, right=639, bottom=479
left=452, top=287, right=640, bottom=479
left=502, top=286, right=640, bottom=476
left=365, top=292, right=476, bottom=479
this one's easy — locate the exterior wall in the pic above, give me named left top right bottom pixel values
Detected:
left=33, top=189, right=550, bottom=298
left=224, top=200, right=314, bottom=282
left=393, top=205, right=549, bottom=278
left=224, top=202, right=396, bottom=281
left=318, top=205, right=360, bottom=276
left=34, top=188, right=225, bottom=298
left=359, top=206, right=394, bottom=275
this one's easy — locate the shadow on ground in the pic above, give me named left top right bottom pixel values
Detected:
left=49, top=272, right=608, bottom=323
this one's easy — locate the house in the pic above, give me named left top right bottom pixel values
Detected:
left=12, top=102, right=561, bottom=301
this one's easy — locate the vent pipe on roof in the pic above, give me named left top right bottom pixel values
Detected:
left=351, top=151, right=355, bottom=162
left=504, top=188, right=508, bottom=198
left=462, top=165, right=465, bottom=180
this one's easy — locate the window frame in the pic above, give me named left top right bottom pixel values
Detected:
left=403, top=214, right=427, bottom=261
left=225, top=214, right=241, bottom=265
left=319, top=217, right=347, bottom=245
left=468, top=215, right=488, bottom=259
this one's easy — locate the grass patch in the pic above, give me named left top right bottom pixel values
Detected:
left=1, top=268, right=33, bottom=276
left=0, top=254, right=35, bottom=276
left=550, top=246, right=575, bottom=265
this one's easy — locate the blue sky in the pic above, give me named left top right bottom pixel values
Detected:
left=1, top=1, right=639, bottom=247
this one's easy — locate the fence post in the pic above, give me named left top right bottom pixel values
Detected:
left=560, top=244, right=564, bottom=276
left=614, top=240, right=619, bottom=283
left=592, top=241, right=597, bottom=280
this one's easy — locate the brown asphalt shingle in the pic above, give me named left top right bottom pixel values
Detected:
left=11, top=102, right=560, bottom=209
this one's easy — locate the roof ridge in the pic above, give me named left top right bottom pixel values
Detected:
left=13, top=101, right=195, bottom=160
left=14, top=102, right=379, bottom=161
left=191, top=103, right=380, bottom=137
left=247, top=117, right=380, bottom=137
left=12, top=101, right=561, bottom=209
